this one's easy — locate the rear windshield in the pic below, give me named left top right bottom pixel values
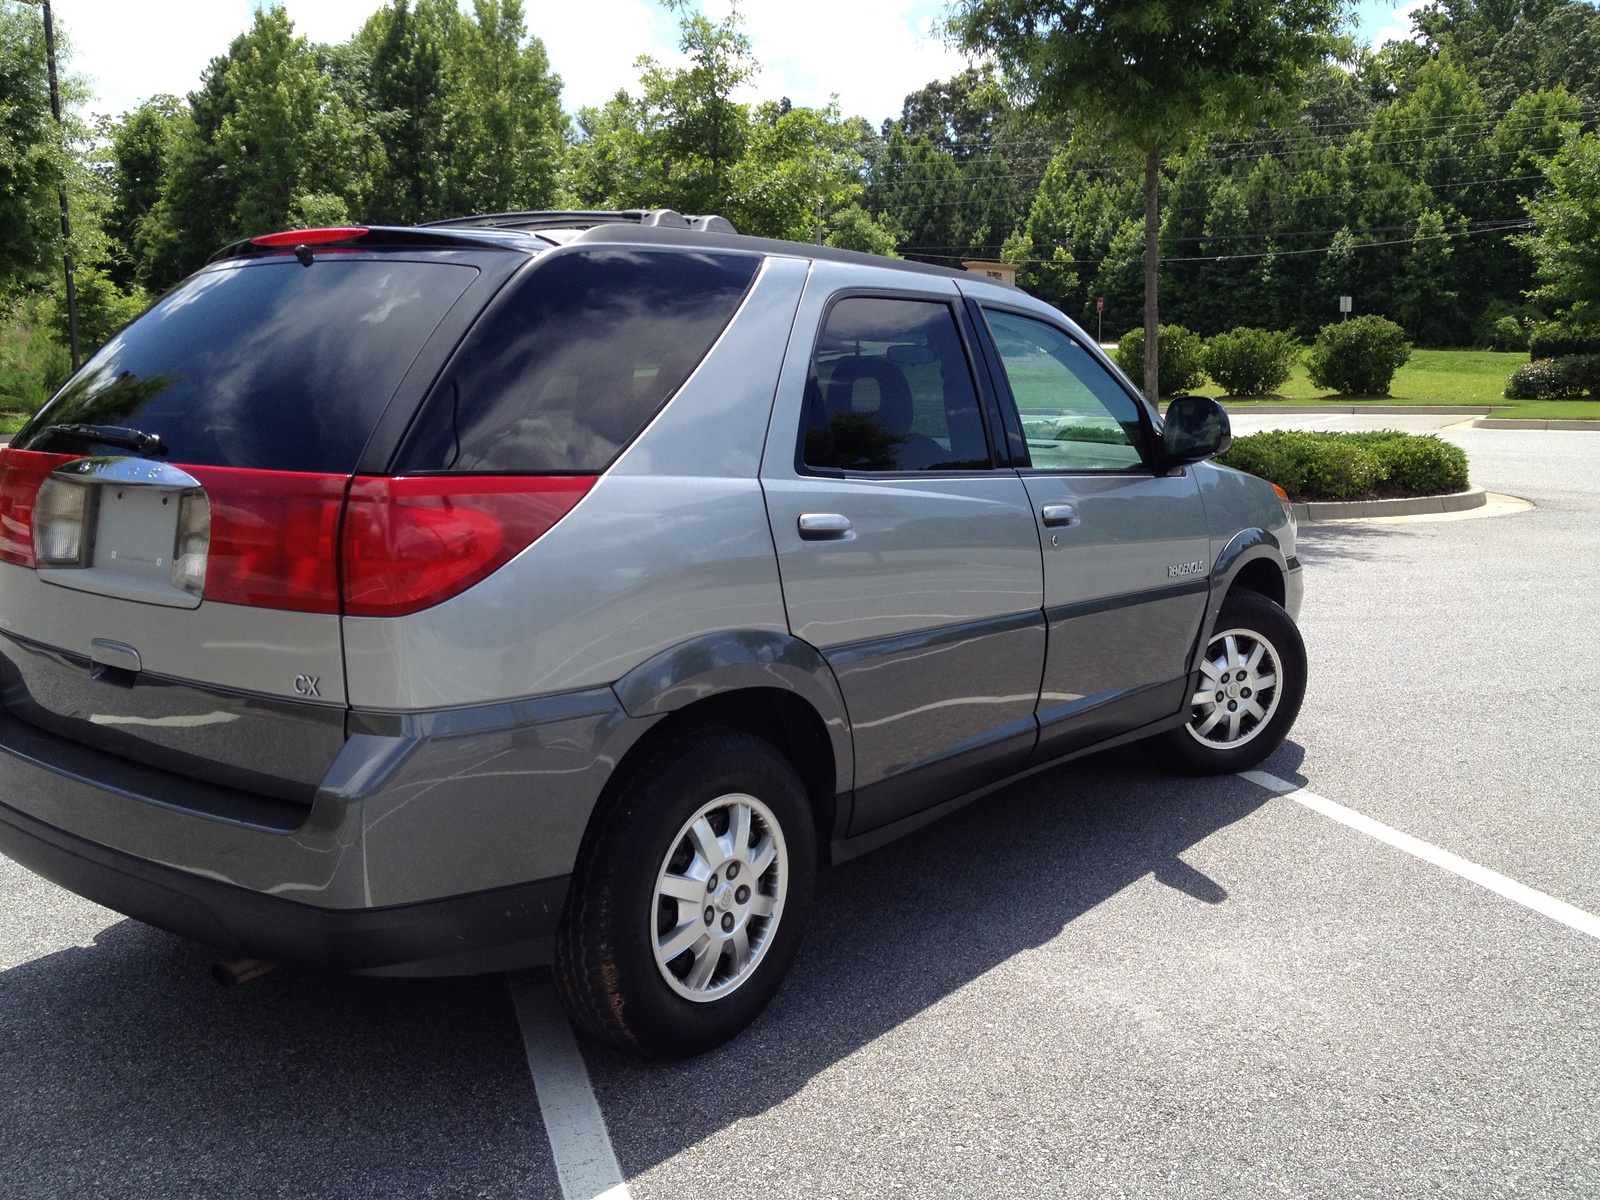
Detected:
left=15, top=257, right=477, bottom=473
left=396, top=247, right=761, bottom=474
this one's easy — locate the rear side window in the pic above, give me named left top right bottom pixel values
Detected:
left=801, top=297, right=992, bottom=473
left=398, top=248, right=762, bottom=474
left=15, top=259, right=478, bottom=473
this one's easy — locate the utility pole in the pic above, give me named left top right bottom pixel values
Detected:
left=36, top=0, right=79, bottom=370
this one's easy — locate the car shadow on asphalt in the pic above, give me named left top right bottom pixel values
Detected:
left=0, top=915, right=558, bottom=1196
left=0, top=741, right=1308, bottom=1196
left=582, top=738, right=1310, bottom=1179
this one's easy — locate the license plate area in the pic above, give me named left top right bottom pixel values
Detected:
left=36, top=458, right=205, bottom=609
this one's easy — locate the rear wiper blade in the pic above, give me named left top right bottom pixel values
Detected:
left=46, top=423, right=168, bottom=457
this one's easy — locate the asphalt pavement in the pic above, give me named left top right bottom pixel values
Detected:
left=2, top=424, right=1597, bottom=1198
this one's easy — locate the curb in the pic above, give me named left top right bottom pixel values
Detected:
left=1469, top=417, right=1600, bottom=431
left=1292, top=485, right=1486, bottom=523
left=1225, top=404, right=1507, bottom=415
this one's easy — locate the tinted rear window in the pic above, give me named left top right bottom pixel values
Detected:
left=396, top=247, right=761, bottom=474
left=16, top=258, right=477, bottom=473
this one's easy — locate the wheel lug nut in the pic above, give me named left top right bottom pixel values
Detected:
left=726, top=862, right=739, bottom=880
left=706, top=873, right=717, bottom=891
left=735, top=885, right=750, bottom=904
left=1227, top=700, right=1238, bottom=712
left=1215, top=690, right=1225, bottom=701
left=721, top=912, right=735, bottom=932
left=704, top=906, right=714, bottom=925
left=1241, top=687, right=1252, bottom=698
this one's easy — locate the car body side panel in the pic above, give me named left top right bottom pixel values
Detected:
left=612, top=629, right=853, bottom=794
left=341, top=256, right=809, bottom=710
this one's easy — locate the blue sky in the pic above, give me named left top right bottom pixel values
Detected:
left=52, top=0, right=1418, bottom=129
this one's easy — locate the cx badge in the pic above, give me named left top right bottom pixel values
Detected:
left=293, top=674, right=321, bottom=698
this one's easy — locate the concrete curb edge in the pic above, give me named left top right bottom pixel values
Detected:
left=1292, top=485, right=1486, bottom=523
left=1469, top=417, right=1600, bottom=430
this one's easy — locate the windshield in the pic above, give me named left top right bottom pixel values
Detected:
left=15, top=257, right=478, bottom=473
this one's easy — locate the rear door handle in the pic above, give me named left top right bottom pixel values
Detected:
left=797, top=512, right=854, bottom=540
left=1040, top=503, right=1080, bottom=528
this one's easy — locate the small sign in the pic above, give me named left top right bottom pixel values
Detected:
left=1096, top=296, right=1105, bottom=313
left=1339, top=295, right=1353, bottom=313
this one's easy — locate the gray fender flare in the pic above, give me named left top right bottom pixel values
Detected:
left=612, top=630, right=854, bottom=794
left=1190, top=528, right=1290, bottom=672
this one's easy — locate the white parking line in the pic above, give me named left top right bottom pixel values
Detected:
left=1241, top=770, right=1600, bottom=942
left=508, top=972, right=632, bottom=1200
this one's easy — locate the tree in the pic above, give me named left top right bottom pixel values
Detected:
left=104, top=97, right=181, bottom=288
left=949, top=0, right=1349, bottom=400
left=1520, top=130, right=1600, bottom=326
left=0, top=2, right=67, bottom=291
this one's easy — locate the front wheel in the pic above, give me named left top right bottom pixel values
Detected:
left=1157, top=588, right=1307, bottom=775
left=554, top=727, right=816, bottom=1058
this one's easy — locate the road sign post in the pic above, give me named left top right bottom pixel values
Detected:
left=1339, top=295, right=1353, bottom=321
left=1096, top=296, right=1104, bottom=345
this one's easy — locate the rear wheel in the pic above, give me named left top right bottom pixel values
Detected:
left=1157, top=588, right=1306, bottom=775
left=554, top=727, right=816, bottom=1058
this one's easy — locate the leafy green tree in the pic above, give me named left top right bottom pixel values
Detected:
left=0, top=3, right=66, bottom=291
left=103, top=97, right=181, bottom=288
left=727, top=101, right=876, bottom=242
left=950, top=0, right=1349, bottom=400
left=448, top=0, right=566, bottom=214
left=361, top=0, right=451, bottom=223
left=1520, top=130, right=1600, bottom=326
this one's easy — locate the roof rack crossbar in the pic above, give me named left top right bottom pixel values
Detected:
left=421, top=209, right=736, bottom=234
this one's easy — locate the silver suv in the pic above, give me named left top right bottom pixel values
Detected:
left=0, top=211, right=1304, bottom=1057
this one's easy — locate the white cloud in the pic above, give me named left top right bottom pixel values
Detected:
left=51, top=0, right=969, bottom=129
left=1369, top=1, right=1429, bottom=48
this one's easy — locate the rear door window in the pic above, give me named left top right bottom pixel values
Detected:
left=801, top=297, right=994, bottom=473
left=397, top=247, right=762, bottom=474
left=15, top=258, right=478, bottom=473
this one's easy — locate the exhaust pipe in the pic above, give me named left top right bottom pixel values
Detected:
left=212, top=957, right=276, bottom=987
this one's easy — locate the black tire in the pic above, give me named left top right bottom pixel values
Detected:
left=1156, top=588, right=1307, bottom=775
left=554, top=726, right=817, bottom=1058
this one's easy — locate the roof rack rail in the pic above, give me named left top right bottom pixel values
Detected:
left=421, top=209, right=737, bottom=234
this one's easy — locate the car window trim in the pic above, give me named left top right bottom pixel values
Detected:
left=793, top=287, right=1004, bottom=480
left=971, top=301, right=1163, bottom=477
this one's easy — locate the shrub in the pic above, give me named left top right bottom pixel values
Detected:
left=1487, top=315, right=1529, bottom=353
left=0, top=296, right=72, bottom=415
left=1217, top=430, right=1467, bottom=501
left=1113, top=324, right=1206, bottom=396
left=1303, top=315, right=1412, bottom=395
left=1505, top=354, right=1600, bottom=399
left=1527, top=322, right=1600, bottom=361
left=1201, top=327, right=1299, bottom=396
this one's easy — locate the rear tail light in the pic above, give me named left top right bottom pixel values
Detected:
left=0, top=453, right=594, bottom=617
left=171, top=491, right=211, bottom=597
left=185, top=467, right=348, bottom=612
left=343, top=475, right=596, bottom=617
left=0, top=449, right=81, bottom=567
left=33, top=476, right=93, bottom=566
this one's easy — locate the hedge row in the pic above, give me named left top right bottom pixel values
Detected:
left=1527, top=323, right=1600, bottom=361
left=1504, top=354, right=1600, bottom=399
left=1217, top=430, right=1469, bottom=501
left=1113, top=316, right=1413, bottom=398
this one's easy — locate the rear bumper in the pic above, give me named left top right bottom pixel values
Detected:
left=0, top=686, right=657, bottom=974
left=0, top=794, right=569, bottom=974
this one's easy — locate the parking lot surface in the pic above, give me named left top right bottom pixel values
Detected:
left=3, top=426, right=1597, bottom=1198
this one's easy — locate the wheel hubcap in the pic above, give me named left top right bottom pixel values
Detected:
left=652, top=793, right=787, bottom=1003
left=1186, top=626, right=1283, bottom=750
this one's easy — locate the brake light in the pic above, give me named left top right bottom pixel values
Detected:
left=185, top=467, right=348, bottom=612
left=250, top=227, right=368, bottom=247
left=342, top=476, right=596, bottom=618
left=0, top=449, right=80, bottom=567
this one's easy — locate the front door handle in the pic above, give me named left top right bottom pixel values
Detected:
left=797, top=512, right=854, bottom=540
left=1040, top=503, right=1080, bottom=528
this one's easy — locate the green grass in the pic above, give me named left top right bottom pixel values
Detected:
left=0, top=412, right=31, bottom=436
left=1199, top=349, right=1600, bottom=418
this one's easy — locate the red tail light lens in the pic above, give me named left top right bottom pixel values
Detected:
left=185, top=467, right=348, bottom=612
left=342, top=475, right=596, bottom=617
left=0, top=449, right=81, bottom=567
left=250, top=227, right=369, bottom=247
